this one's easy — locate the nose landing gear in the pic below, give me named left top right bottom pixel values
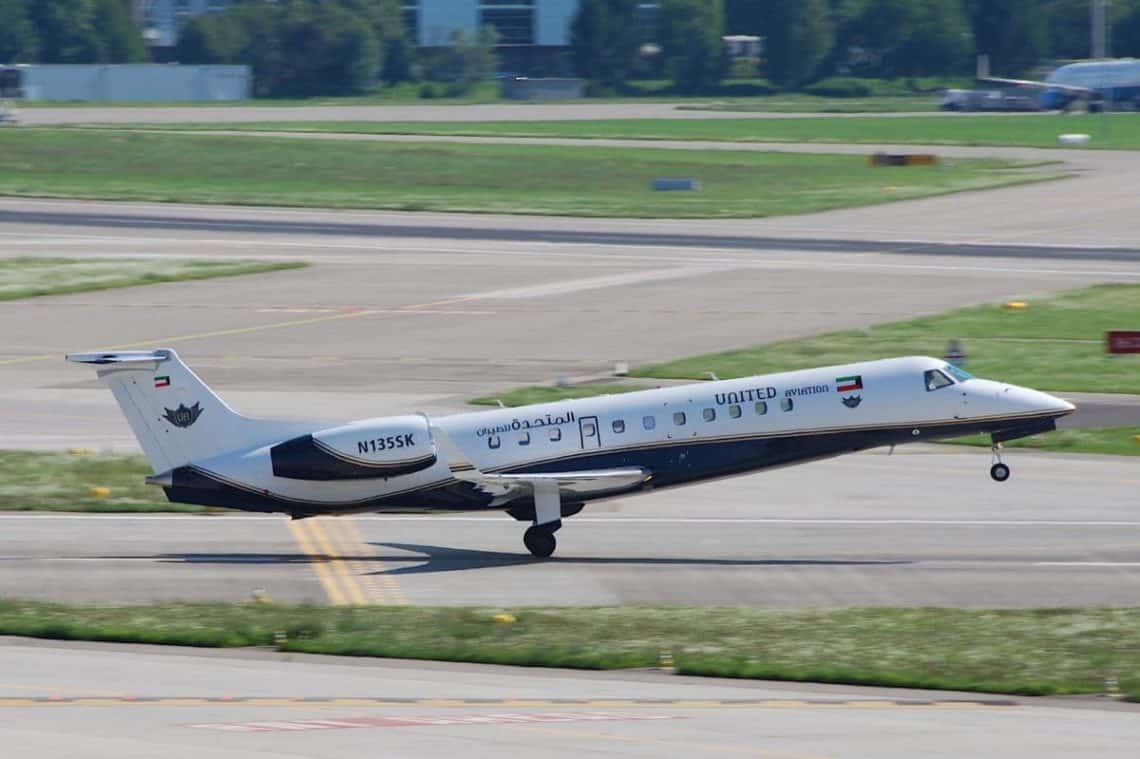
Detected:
left=990, top=444, right=1010, bottom=482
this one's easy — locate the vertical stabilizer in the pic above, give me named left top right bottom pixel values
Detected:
left=66, top=349, right=304, bottom=472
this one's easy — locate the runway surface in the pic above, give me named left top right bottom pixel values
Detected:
left=14, top=102, right=965, bottom=124
left=2, top=448, right=1138, bottom=608
left=2, top=180, right=1140, bottom=450
left=1, top=128, right=1138, bottom=744
left=4, top=636, right=1134, bottom=759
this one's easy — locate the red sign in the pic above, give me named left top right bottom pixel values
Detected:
left=1106, top=331, right=1140, bottom=354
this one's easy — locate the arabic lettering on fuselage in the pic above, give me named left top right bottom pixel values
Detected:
left=476, top=410, right=577, bottom=437
left=714, top=387, right=777, bottom=405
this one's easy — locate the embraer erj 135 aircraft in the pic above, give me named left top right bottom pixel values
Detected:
left=68, top=349, right=1074, bottom=558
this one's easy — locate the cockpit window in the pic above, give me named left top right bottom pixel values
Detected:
left=944, top=364, right=973, bottom=382
left=924, top=369, right=955, bottom=391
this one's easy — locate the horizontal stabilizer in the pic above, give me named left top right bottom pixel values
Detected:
left=66, top=350, right=169, bottom=366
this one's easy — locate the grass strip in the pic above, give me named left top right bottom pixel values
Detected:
left=470, top=383, right=641, bottom=408
left=0, top=129, right=1055, bottom=219
left=0, top=256, right=304, bottom=301
left=473, top=284, right=1140, bottom=405
left=631, top=283, right=1140, bottom=394
left=136, top=113, right=1140, bottom=150
left=947, top=427, right=1140, bottom=457
left=0, top=450, right=201, bottom=513
left=0, top=601, right=1135, bottom=699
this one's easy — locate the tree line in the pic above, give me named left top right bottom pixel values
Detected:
left=0, top=0, right=144, bottom=65
left=577, top=0, right=1140, bottom=93
left=5, top=0, right=1140, bottom=98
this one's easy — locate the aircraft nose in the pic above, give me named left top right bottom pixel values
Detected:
left=1002, top=385, right=1076, bottom=415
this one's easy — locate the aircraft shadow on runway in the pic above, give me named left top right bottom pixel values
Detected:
left=154, top=545, right=911, bottom=575
left=363, top=543, right=913, bottom=576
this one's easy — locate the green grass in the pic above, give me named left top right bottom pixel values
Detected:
left=949, top=427, right=1140, bottom=456
left=684, top=95, right=943, bottom=113
left=0, top=450, right=202, bottom=513
left=630, top=284, right=1140, bottom=394
left=0, top=129, right=1054, bottom=218
left=0, top=256, right=304, bottom=301
left=470, top=383, right=642, bottom=407
left=0, top=601, right=1136, bottom=698
left=157, top=113, right=1139, bottom=150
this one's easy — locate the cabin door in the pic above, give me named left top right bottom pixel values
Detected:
left=578, top=416, right=602, bottom=450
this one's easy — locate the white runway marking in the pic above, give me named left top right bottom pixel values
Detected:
left=1034, top=562, right=1140, bottom=567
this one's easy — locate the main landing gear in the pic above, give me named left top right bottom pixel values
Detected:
left=523, top=523, right=559, bottom=558
left=990, top=443, right=1010, bottom=482
left=523, top=479, right=563, bottom=558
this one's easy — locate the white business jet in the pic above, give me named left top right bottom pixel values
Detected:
left=67, top=350, right=1074, bottom=557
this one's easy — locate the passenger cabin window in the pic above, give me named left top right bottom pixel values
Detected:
left=924, top=369, right=955, bottom=391
left=488, top=435, right=501, bottom=449
left=518, top=431, right=530, bottom=446
left=673, top=411, right=687, bottom=426
left=780, top=398, right=794, bottom=412
left=728, top=404, right=742, bottom=419
left=755, top=401, right=768, bottom=415
left=612, top=419, right=625, bottom=434
left=643, top=415, right=656, bottom=430
left=702, top=408, right=716, bottom=422
left=548, top=427, right=561, bottom=442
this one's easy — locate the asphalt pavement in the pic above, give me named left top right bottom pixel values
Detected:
left=1, top=637, right=1135, bottom=759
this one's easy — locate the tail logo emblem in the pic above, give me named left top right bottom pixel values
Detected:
left=163, top=402, right=203, bottom=428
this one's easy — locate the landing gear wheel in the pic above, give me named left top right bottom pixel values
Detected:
left=990, top=462, right=1010, bottom=482
left=523, top=526, right=557, bottom=558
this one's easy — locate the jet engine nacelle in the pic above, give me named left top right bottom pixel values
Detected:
left=270, top=415, right=437, bottom=481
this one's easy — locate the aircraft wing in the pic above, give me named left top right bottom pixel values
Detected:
left=461, top=468, right=652, bottom=500
left=979, top=75, right=1095, bottom=96
left=432, top=426, right=651, bottom=503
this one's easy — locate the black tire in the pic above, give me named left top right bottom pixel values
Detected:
left=523, top=526, right=557, bottom=558
left=990, top=463, right=1011, bottom=482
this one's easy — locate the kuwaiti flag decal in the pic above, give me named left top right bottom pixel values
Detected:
left=836, top=375, right=863, bottom=392
left=154, top=375, right=171, bottom=389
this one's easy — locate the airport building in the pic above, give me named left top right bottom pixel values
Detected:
left=140, top=1, right=660, bottom=69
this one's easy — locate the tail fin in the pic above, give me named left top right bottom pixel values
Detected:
left=66, top=348, right=304, bottom=472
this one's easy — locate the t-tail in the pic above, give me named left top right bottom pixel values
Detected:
left=66, top=349, right=309, bottom=473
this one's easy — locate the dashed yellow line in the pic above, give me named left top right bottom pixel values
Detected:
left=286, top=519, right=347, bottom=606
left=286, top=516, right=405, bottom=606
left=342, top=517, right=407, bottom=606
left=305, top=518, right=368, bottom=606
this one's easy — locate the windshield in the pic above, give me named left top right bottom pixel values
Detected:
left=944, top=364, right=973, bottom=382
left=924, top=369, right=955, bottom=391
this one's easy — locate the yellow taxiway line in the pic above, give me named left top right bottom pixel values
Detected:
left=287, top=516, right=405, bottom=606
